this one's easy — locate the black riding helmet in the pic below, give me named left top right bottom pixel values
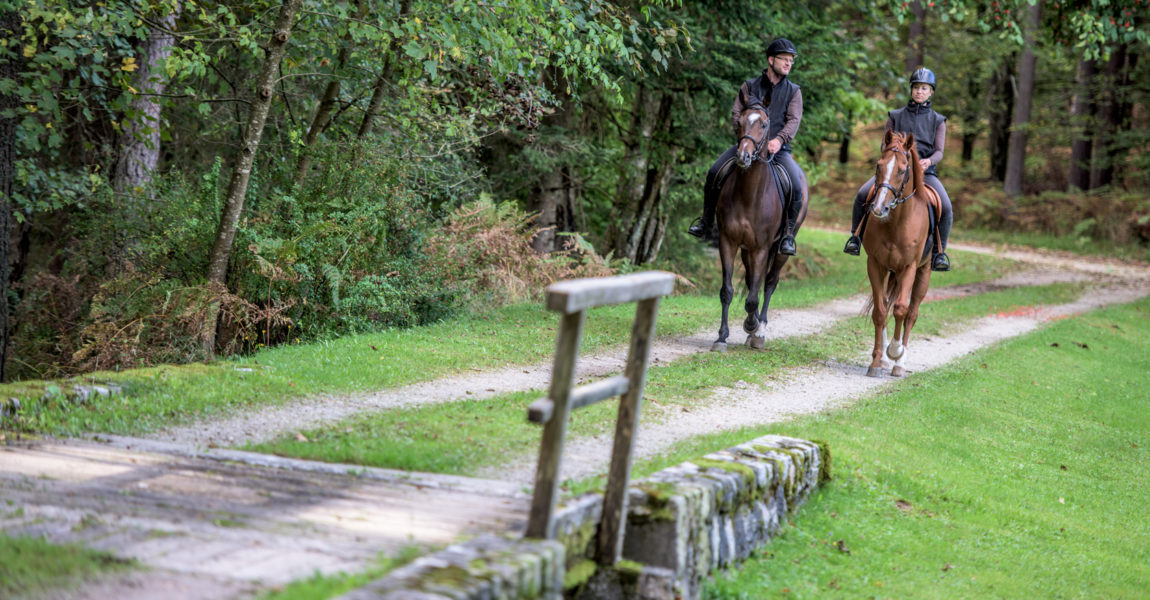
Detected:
left=766, top=38, right=798, bottom=57
left=909, top=67, right=936, bottom=89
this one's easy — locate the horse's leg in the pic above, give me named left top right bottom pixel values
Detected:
left=886, top=266, right=917, bottom=375
left=743, top=247, right=770, bottom=348
left=713, top=238, right=735, bottom=352
left=740, top=248, right=758, bottom=335
left=892, top=264, right=933, bottom=377
left=865, top=258, right=889, bottom=377
left=754, top=253, right=787, bottom=339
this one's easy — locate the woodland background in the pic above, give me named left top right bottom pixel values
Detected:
left=2, top=0, right=1147, bottom=381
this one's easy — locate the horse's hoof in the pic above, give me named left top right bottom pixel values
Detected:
left=866, top=367, right=882, bottom=378
left=886, top=342, right=904, bottom=360
left=743, top=318, right=757, bottom=334
left=711, top=342, right=728, bottom=353
left=748, top=335, right=765, bottom=350
left=891, top=366, right=905, bottom=377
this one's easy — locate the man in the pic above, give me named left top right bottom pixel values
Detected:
left=843, top=67, right=953, bottom=271
left=687, top=38, right=806, bottom=256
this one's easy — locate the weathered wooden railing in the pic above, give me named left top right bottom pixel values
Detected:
left=524, top=271, right=676, bottom=566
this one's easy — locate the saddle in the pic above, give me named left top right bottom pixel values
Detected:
left=713, top=155, right=798, bottom=213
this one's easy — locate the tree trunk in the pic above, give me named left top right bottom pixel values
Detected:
left=616, top=91, right=674, bottom=264
left=838, top=112, right=852, bottom=166
left=961, top=133, right=975, bottom=162
left=293, top=0, right=363, bottom=186
left=0, top=10, right=19, bottom=381
left=356, top=0, right=412, bottom=140
left=905, top=1, right=926, bottom=73
left=1003, top=2, right=1041, bottom=197
left=1089, top=45, right=1132, bottom=190
left=960, top=72, right=980, bottom=164
left=112, top=4, right=180, bottom=198
left=987, top=54, right=1014, bottom=182
left=1067, top=57, right=1096, bottom=190
left=205, top=0, right=304, bottom=354
left=530, top=70, right=575, bottom=254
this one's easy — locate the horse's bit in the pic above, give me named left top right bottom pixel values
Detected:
left=875, top=146, right=913, bottom=208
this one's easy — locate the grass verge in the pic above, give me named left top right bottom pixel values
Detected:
left=657, top=296, right=1150, bottom=599
left=257, top=546, right=422, bottom=600
left=2, top=229, right=1015, bottom=437
left=0, top=534, right=134, bottom=599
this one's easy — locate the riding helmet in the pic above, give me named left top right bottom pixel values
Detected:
left=909, top=67, right=936, bottom=89
left=766, top=38, right=798, bottom=57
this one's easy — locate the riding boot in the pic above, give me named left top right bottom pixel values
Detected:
left=931, top=195, right=953, bottom=271
left=779, top=222, right=797, bottom=256
left=931, top=252, right=951, bottom=271
left=843, top=235, right=861, bottom=256
left=688, top=177, right=719, bottom=241
left=779, top=188, right=802, bottom=256
left=844, top=187, right=867, bottom=255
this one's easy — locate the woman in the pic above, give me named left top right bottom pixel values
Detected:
left=843, top=68, right=953, bottom=271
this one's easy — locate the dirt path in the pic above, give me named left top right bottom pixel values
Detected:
left=147, top=242, right=1129, bottom=451
left=3, top=243, right=1148, bottom=600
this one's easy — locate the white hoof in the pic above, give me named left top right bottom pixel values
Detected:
left=887, top=341, right=904, bottom=360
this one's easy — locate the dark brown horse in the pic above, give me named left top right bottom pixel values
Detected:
left=712, top=103, right=808, bottom=352
left=861, top=130, right=939, bottom=376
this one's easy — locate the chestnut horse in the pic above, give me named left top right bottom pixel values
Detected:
left=861, top=130, right=939, bottom=376
left=712, top=103, right=808, bottom=352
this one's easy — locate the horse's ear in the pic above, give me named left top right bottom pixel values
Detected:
left=883, top=129, right=893, bottom=147
left=905, top=131, right=915, bottom=151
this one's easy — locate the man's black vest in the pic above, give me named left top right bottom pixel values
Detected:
left=888, top=101, right=946, bottom=175
left=741, top=73, right=800, bottom=151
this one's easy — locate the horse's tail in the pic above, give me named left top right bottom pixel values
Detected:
left=860, top=271, right=897, bottom=317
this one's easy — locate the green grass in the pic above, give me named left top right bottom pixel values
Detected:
left=257, top=546, right=421, bottom=600
left=0, top=534, right=134, bottom=599
left=957, top=226, right=1150, bottom=263
left=668, top=296, right=1150, bottom=599
left=2, top=229, right=1016, bottom=437
left=253, top=282, right=1083, bottom=475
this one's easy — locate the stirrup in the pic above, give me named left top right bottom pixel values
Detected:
left=779, top=235, right=797, bottom=256
left=931, top=252, right=951, bottom=272
left=843, top=235, right=861, bottom=256
left=687, top=217, right=709, bottom=239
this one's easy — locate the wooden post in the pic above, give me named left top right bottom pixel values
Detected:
left=525, top=310, right=585, bottom=539
left=523, top=272, right=675, bottom=561
left=597, top=297, right=660, bottom=565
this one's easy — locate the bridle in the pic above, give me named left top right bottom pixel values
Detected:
left=875, top=145, right=914, bottom=209
left=737, top=106, right=772, bottom=165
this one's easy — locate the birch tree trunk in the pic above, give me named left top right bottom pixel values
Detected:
left=204, top=0, right=303, bottom=354
left=1003, top=2, right=1041, bottom=197
left=112, top=4, right=180, bottom=198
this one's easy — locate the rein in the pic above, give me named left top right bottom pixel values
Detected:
left=875, top=146, right=914, bottom=209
